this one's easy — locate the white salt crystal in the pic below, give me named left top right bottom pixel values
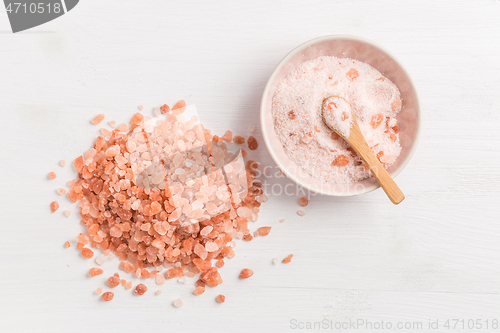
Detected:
left=95, top=254, right=108, bottom=266
left=173, top=299, right=184, bottom=308
left=200, top=226, right=213, bottom=237
left=205, top=241, right=218, bottom=252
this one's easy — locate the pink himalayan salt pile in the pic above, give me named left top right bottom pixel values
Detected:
left=272, top=56, right=402, bottom=184
left=66, top=103, right=266, bottom=293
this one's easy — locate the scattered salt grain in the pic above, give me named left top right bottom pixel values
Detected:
left=216, top=294, right=225, bottom=303
left=297, top=210, right=306, bottom=216
left=108, top=120, right=116, bottom=128
left=56, top=188, right=66, bottom=195
left=257, top=226, right=271, bottom=236
left=64, top=210, right=71, bottom=217
left=101, top=292, right=114, bottom=301
left=91, top=114, right=105, bottom=125
left=107, top=276, right=120, bottom=287
left=234, top=136, right=245, bottom=145
left=134, top=284, right=147, bottom=296
left=64, top=241, right=70, bottom=248
left=160, top=104, right=170, bottom=114
left=155, top=274, right=166, bottom=285
left=95, top=254, right=108, bottom=266
left=283, top=254, right=293, bottom=263
left=95, top=287, right=102, bottom=295
left=59, top=160, right=66, bottom=167
left=81, top=248, right=94, bottom=259
left=138, top=105, right=144, bottom=110
left=272, top=258, right=279, bottom=265
left=247, top=136, right=258, bottom=150
left=299, top=196, right=309, bottom=207
left=249, top=126, right=255, bottom=132
left=239, top=269, right=254, bottom=279
left=173, top=298, right=184, bottom=308
left=89, top=268, right=103, bottom=277
left=155, top=290, right=162, bottom=295
left=279, top=219, right=285, bottom=223
left=50, top=201, right=59, bottom=213
left=48, top=172, right=57, bottom=179
left=177, top=277, right=187, bottom=284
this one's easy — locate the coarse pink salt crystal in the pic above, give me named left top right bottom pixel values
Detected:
left=249, top=126, right=255, bottom=132
left=95, top=287, right=102, bottom=295
left=172, top=100, right=186, bottom=114
left=134, top=284, right=147, bottom=296
left=155, top=290, right=162, bottom=295
left=64, top=241, right=70, bottom=248
left=105, top=145, right=120, bottom=157
left=279, top=219, right=285, bottom=223
left=50, top=201, right=59, bottom=213
left=64, top=210, right=71, bottom=217
left=155, top=273, right=166, bottom=285
left=138, top=105, right=144, bottom=111
left=59, top=160, right=66, bottom=167
left=89, top=268, right=103, bottom=277
left=234, top=136, right=245, bottom=144
left=160, top=104, right=170, bottom=114
left=108, top=120, right=116, bottom=128
left=299, top=197, right=309, bottom=207
left=239, top=269, right=253, bottom=279
left=193, top=286, right=205, bottom=295
left=297, top=210, right=306, bottom=216
left=125, top=281, right=133, bottom=290
left=107, top=276, right=120, bottom=288
left=131, top=113, right=144, bottom=125
left=81, top=248, right=94, bottom=259
left=283, top=254, right=293, bottom=263
left=257, top=226, right=271, bottom=236
left=117, top=123, right=128, bottom=132
left=222, top=130, right=233, bottom=142
left=76, top=233, right=89, bottom=245
left=101, top=292, right=114, bottom=301
left=216, top=294, right=225, bottom=303
left=194, top=243, right=208, bottom=260
left=91, top=114, right=105, bottom=125
left=56, top=188, right=66, bottom=195
left=247, top=136, right=258, bottom=150
left=48, top=172, right=57, bottom=179
left=173, top=298, right=184, bottom=308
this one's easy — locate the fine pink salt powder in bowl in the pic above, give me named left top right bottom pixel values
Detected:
left=261, top=35, right=420, bottom=196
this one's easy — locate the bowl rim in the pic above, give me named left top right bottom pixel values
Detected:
left=260, top=34, right=421, bottom=196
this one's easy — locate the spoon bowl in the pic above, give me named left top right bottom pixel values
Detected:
left=321, top=96, right=405, bottom=204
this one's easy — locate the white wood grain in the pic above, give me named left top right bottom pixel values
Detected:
left=1, top=0, right=500, bottom=332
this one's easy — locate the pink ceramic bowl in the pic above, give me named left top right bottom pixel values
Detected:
left=260, top=35, right=420, bottom=196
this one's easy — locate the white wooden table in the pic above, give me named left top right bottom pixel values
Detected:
left=1, top=1, right=500, bottom=332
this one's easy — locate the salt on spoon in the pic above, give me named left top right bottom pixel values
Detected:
left=322, top=96, right=405, bottom=204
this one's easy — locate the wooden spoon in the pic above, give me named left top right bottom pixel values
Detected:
left=322, top=96, right=405, bottom=204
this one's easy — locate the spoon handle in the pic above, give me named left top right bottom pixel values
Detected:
left=348, top=122, right=405, bottom=205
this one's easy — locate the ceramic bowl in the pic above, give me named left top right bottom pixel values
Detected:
left=260, top=35, right=420, bottom=196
